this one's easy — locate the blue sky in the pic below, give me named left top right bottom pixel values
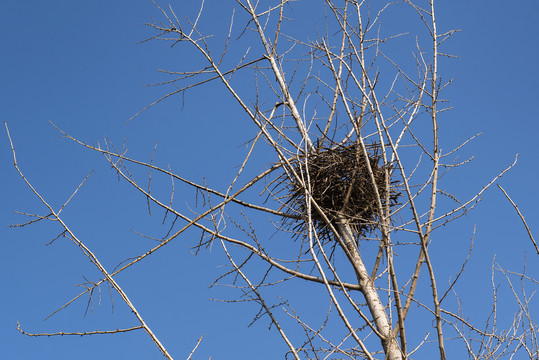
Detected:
left=2, top=1, right=538, bottom=359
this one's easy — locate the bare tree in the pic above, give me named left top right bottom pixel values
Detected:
left=7, top=1, right=538, bottom=359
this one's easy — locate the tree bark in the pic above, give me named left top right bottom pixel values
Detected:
left=336, top=218, right=403, bottom=360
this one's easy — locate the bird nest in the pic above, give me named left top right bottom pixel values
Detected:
left=282, top=142, right=401, bottom=241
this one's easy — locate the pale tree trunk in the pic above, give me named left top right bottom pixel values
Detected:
left=337, top=218, right=403, bottom=360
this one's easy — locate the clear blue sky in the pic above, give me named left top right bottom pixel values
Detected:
left=2, top=1, right=538, bottom=359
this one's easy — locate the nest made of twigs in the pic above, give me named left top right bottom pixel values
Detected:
left=283, top=142, right=400, bottom=241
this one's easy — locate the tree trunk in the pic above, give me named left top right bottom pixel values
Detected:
left=336, top=218, right=403, bottom=360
